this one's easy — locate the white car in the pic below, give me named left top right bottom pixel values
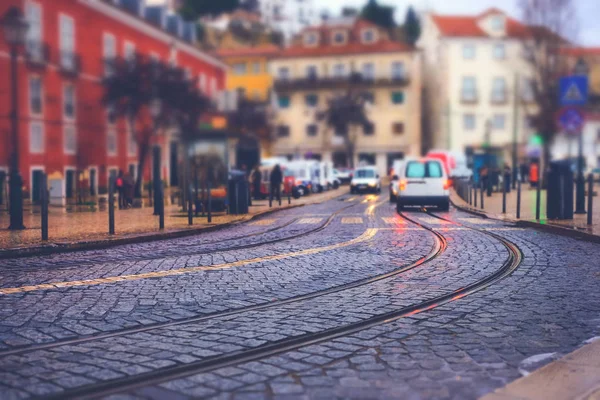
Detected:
left=395, top=158, right=451, bottom=211
left=350, top=166, right=381, bottom=194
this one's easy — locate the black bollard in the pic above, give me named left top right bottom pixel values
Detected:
left=41, top=173, right=48, bottom=241
left=474, top=185, right=478, bottom=208
left=278, top=184, right=282, bottom=206
left=207, top=182, right=212, bottom=223
left=288, top=185, right=292, bottom=205
left=109, top=176, right=115, bottom=235
left=159, top=185, right=165, bottom=230
left=187, top=188, right=193, bottom=226
left=516, top=179, right=522, bottom=219
left=502, top=174, right=507, bottom=214
left=588, top=174, right=593, bottom=226
left=194, top=170, right=199, bottom=217
left=536, top=175, right=542, bottom=220
left=269, top=183, right=272, bottom=208
left=480, top=182, right=484, bottom=209
left=469, top=183, right=472, bottom=206
left=235, top=181, right=239, bottom=215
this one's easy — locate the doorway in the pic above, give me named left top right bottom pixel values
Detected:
left=89, top=168, right=97, bottom=196
left=31, top=169, right=44, bottom=204
left=170, top=141, right=179, bottom=186
left=0, top=170, right=6, bottom=206
left=65, top=169, right=75, bottom=199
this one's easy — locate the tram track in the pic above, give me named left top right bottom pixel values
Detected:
left=36, top=208, right=522, bottom=400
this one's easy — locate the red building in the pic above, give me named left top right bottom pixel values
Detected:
left=0, top=0, right=226, bottom=204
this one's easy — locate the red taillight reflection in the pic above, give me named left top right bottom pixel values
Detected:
left=400, top=180, right=407, bottom=191
left=443, top=179, right=451, bottom=190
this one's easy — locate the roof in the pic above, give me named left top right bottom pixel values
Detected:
left=561, top=47, right=600, bottom=57
left=431, top=8, right=530, bottom=39
left=215, top=45, right=281, bottom=58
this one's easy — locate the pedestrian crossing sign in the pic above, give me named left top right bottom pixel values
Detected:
left=560, top=76, right=588, bottom=106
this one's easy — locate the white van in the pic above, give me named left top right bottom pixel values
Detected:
left=286, top=160, right=320, bottom=196
left=350, top=166, right=381, bottom=194
left=315, top=161, right=339, bottom=191
left=395, top=158, right=450, bottom=211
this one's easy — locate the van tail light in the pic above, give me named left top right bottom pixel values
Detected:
left=295, top=180, right=303, bottom=186
left=399, top=179, right=407, bottom=191
left=443, top=179, right=451, bottom=190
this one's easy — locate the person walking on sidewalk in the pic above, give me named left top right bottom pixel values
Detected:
left=270, top=164, right=283, bottom=203
left=252, top=167, right=262, bottom=200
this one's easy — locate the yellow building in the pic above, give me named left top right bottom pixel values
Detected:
left=216, top=45, right=280, bottom=102
left=269, top=19, right=422, bottom=176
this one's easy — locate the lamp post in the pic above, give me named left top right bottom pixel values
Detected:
left=150, top=98, right=162, bottom=216
left=2, top=7, right=29, bottom=230
left=484, top=119, right=493, bottom=197
left=574, top=57, right=589, bottom=215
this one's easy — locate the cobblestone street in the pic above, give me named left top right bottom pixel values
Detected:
left=0, top=190, right=599, bottom=400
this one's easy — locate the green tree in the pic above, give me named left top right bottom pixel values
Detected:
left=404, top=6, right=421, bottom=45
left=317, top=91, right=372, bottom=169
left=361, top=0, right=396, bottom=30
left=178, top=0, right=239, bottom=21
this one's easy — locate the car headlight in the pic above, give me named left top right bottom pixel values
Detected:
left=368, top=182, right=376, bottom=187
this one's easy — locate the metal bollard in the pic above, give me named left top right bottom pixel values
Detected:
left=480, top=182, right=484, bottom=209
left=41, top=173, right=48, bottom=241
left=279, top=184, right=282, bottom=206
left=288, top=185, right=292, bottom=205
left=588, top=174, right=593, bottom=226
left=469, top=184, right=472, bottom=206
left=502, top=175, right=507, bottom=214
left=269, top=185, right=272, bottom=208
left=207, top=182, right=212, bottom=223
left=109, top=176, right=115, bottom=235
left=516, top=180, right=522, bottom=219
left=474, top=185, right=478, bottom=208
left=159, top=185, right=165, bottom=230
left=234, top=181, right=239, bottom=215
left=535, top=177, right=541, bottom=220
left=187, top=188, right=193, bottom=225
left=194, top=170, right=199, bottom=217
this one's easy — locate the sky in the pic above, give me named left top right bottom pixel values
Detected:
left=324, top=0, right=599, bottom=46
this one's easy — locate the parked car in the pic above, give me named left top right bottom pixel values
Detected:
left=350, top=166, right=381, bottom=194
left=334, top=168, right=353, bottom=184
left=396, top=158, right=451, bottom=211
left=389, top=160, right=404, bottom=202
left=286, top=160, right=320, bottom=196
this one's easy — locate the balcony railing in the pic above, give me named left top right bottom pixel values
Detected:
left=274, top=73, right=411, bottom=91
left=25, top=41, right=50, bottom=67
left=460, top=92, right=478, bottom=105
left=59, top=51, right=81, bottom=76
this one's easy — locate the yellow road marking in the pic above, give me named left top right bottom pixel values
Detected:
left=345, top=197, right=358, bottom=202
left=297, top=218, right=323, bottom=224
left=0, top=229, right=378, bottom=295
left=251, top=219, right=277, bottom=226
left=342, top=217, right=363, bottom=224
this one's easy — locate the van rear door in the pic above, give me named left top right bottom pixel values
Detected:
left=402, top=160, right=446, bottom=197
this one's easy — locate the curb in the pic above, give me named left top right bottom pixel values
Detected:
left=449, top=192, right=600, bottom=244
left=0, top=203, right=305, bottom=260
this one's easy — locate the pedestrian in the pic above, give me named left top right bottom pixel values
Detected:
left=529, top=161, right=539, bottom=189
left=270, top=164, right=283, bottom=203
left=480, top=165, right=489, bottom=194
left=252, top=167, right=262, bottom=200
left=123, top=173, right=135, bottom=208
left=116, top=170, right=124, bottom=209
left=503, top=163, right=511, bottom=193
left=520, top=163, right=529, bottom=184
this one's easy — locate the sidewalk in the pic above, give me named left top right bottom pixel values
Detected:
left=451, top=185, right=600, bottom=237
left=0, top=188, right=345, bottom=255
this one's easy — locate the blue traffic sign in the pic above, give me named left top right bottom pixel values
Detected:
left=558, top=107, right=585, bottom=134
left=559, top=76, right=589, bottom=106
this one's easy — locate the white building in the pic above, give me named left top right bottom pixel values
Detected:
left=418, top=8, right=537, bottom=164
left=552, top=116, right=600, bottom=171
left=259, top=0, right=319, bottom=41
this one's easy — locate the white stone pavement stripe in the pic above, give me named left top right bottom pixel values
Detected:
left=251, top=219, right=277, bottom=226
left=297, top=218, right=323, bottom=224
left=417, top=217, right=453, bottom=225
left=458, top=218, right=496, bottom=225
left=342, top=217, right=363, bottom=224
left=382, top=217, right=407, bottom=224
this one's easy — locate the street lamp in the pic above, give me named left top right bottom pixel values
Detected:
left=574, top=57, right=590, bottom=214
left=150, top=98, right=162, bottom=215
left=2, top=7, right=29, bottom=230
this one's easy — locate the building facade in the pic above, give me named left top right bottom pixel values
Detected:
left=418, top=8, right=535, bottom=164
left=259, top=0, right=319, bottom=42
left=270, top=19, right=421, bottom=176
left=0, top=0, right=225, bottom=204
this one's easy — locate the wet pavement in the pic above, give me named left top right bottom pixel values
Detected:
left=0, top=190, right=599, bottom=399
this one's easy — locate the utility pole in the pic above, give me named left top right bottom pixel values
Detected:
left=511, top=73, right=519, bottom=190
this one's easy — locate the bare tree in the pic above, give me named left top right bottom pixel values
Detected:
left=317, top=91, right=372, bottom=169
left=519, top=0, right=577, bottom=166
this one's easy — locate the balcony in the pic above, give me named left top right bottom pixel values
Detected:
left=25, top=41, right=50, bottom=68
left=274, top=73, right=411, bottom=92
left=460, top=92, right=479, bottom=105
left=58, top=51, right=82, bottom=77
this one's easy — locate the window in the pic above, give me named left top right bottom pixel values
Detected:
left=493, top=43, right=505, bottom=60
left=335, top=126, right=347, bottom=136
left=355, top=169, right=375, bottom=178
left=305, top=94, right=318, bottom=107
left=333, top=64, right=346, bottom=78
left=63, top=84, right=75, bottom=119
left=252, top=62, right=261, bottom=74
left=306, top=124, right=318, bottom=136
left=107, top=128, right=117, bottom=156
left=306, top=65, right=318, bottom=79
left=463, top=114, right=476, bottom=131
left=362, top=63, right=375, bottom=80
left=364, top=122, right=375, bottom=136
left=362, top=29, right=376, bottom=44
left=64, top=125, right=76, bottom=154
left=406, top=161, right=443, bottom=178
left=491, top=15, right=504, bottom=31
left=391, top=62, right=405, bottom=80
left=106, top=104, right=117, bottom=125
left=493, top=114, right=506, bottom=130
left=461, top=76, right=477, bottom=102
left=233, top=63, right=247, bottom=75
left=30, top=122, right=44, bottom=153
left=278, top=95, right=291, bottom=108
left=278, top=67, right=290, bottom=81
left=29, top=76, right=42, bottom=115
left=304, top=32, right=318, bottom=46
left=59, top=14, right=75, bottom=69
left=522, top=77, right=535, bottom=102
left=462, top=44, right=476, bottom=60
left=103, top=33, right=116, bottom=76
left=393, top=122, right=405, bottom=135
left=128, top=128, right=137, bottom=156
left=391, top=91, right=404, bottom=105
left=124, top=41, right=136, bottom=62
left=277, top=125, right=290, bottom=137
left=25, top=2, right=43, bottom=61
left=492, top=77, right=507, bottom=103
left=332, top=31, right=347, bottom=45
